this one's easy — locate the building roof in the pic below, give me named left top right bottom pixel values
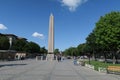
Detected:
left=0, top=33, right=27, bottom=40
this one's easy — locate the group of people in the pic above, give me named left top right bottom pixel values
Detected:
left=57, top=55, right=61, bottom=62
left=56, top=54, right=64, bottom=62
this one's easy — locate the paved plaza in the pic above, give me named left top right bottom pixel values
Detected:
left=0, top=59, right=120, bottom=80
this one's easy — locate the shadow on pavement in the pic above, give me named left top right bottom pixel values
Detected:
left=0, top=63, right=27, bottom=68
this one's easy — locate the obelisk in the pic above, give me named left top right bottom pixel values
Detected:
left=47, top=13, right=54, bottom=61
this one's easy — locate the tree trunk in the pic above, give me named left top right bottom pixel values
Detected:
left=103, top=52, right=107, bottom=63
left=115, top=50, right=120, bottom=64
left=92, top=52, right=95, bottom=60
left=88, top=53, right=91, bottom=64
left=92, top=50, right=97, bottom=61
left=112, top=51, right=116, bottom=64
left=113, top=55, right=116, bottom=64
left=115, top=55, right=118, bottom=64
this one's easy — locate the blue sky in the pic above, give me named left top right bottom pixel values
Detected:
left=0, top=0, right=120, bottom=51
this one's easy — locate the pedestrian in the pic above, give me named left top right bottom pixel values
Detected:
left=73, top=57, right=77, bottom=65
left=57, top=54, right=61, bottom=62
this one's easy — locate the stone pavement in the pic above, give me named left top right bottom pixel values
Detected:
left=0, top=59, right=120, bottom=80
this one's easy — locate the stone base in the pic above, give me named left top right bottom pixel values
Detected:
left=46, top=54, right=54, bottom=61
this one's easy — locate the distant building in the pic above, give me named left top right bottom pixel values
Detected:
left=0, top=33, right=27, bottom=60
left=15, top=52, right=26, bottom=60
left=0, top=50, right=16, bottom=60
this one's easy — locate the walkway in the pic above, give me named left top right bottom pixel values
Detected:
left=0, top=59, right=119, bottom=80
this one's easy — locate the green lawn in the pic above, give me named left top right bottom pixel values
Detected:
left=85, top=60, right=120, bottom=71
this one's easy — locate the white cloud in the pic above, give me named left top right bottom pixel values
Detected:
left=60, top=0, right=88, bottom=12
left=0, top=24, right=8, bottom=30
left=32, top=32, right=44, bottom=39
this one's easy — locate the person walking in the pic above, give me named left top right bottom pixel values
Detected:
left=57, top=54, right=61, bottom=62
left=73, top=56, right=77, bottom=65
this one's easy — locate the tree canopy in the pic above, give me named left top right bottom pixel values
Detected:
left=12, top=39, right=27, bottom=51
left=64, top=11, right=120, bottom=61
left=0, top=36, right=9, bottom=50
left=23, top=41, right=40, bottom=53
left=54, top=49, right=60, bottom=55
left=94, top=12, right=120, bottom=51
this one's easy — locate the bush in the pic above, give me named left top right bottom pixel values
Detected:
left=85, top=60, right=120, bottom=71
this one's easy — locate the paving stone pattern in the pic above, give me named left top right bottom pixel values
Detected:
left=0, top=59, right=120, bottom=80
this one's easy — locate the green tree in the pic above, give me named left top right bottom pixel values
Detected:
left=64, top=48, right=71, bottom=56
left=71, top=47, right=78, bottom=56
left=64, top=47, right=78, bottom=56
left=86, top=32, right=98, bottom=60
left=94, top=11, right=120, bottom=64
left=23, top=41, right=40, bottom=53
left=77, top=43, right=87, bottom=56
left=54, top=49, right=60, bottom=55
left=12, top=39, right=27, bottom=51
left=40, top=47, right=47, bottom=54
left=0, top=36, right=9, bottom=50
